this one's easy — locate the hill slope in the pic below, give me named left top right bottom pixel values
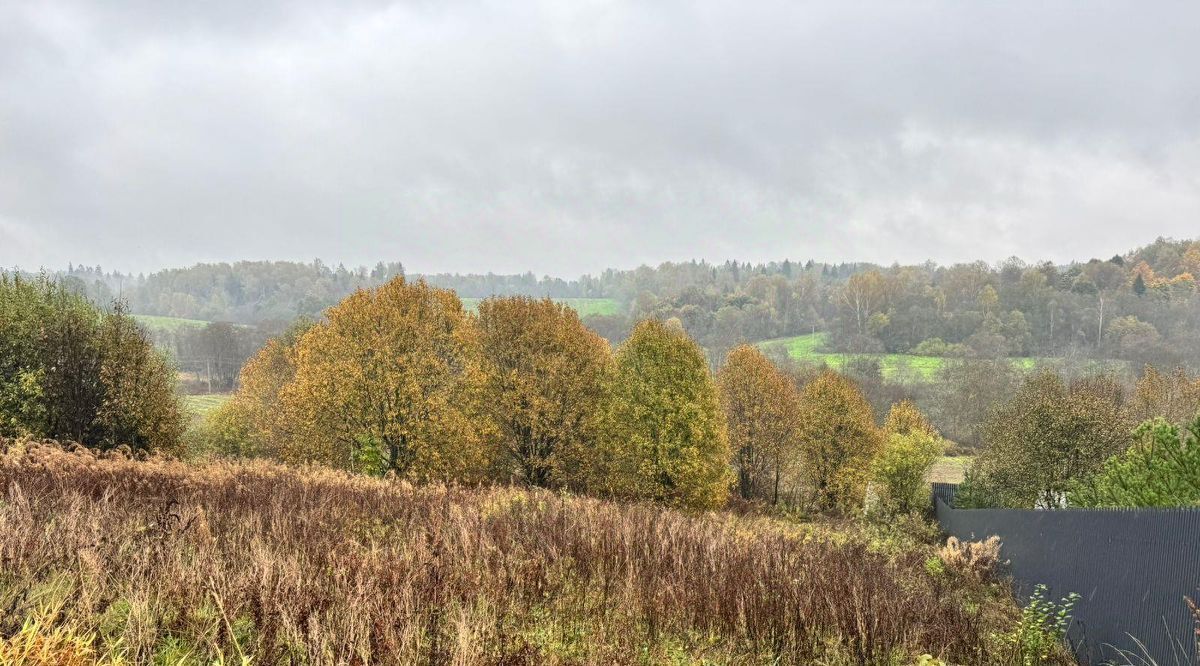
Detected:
left=0, top=441, right=1028, bottom=665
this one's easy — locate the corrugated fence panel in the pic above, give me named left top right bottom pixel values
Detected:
left=933, top=488, right=1200, bottom=664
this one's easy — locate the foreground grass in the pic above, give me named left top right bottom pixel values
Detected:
left=0, top=441, right=1044, bottom=665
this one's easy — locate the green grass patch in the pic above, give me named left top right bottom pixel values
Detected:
left=928, top=456, right=973, bottom=484
left=758, top=333, right=1086, bottom=382
left=758, top=333, right=950, bottom=381
left=182, top=394, right=231, bottom=419
left=759, top=333, right=1128, bottom=382
left=460, top=297, right=620, bottom=317
left=132, top=314, right=211, bottom=332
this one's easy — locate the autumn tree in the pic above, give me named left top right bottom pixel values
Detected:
left=476, top=296, right=612, bottom=487
left=597, top=320, right=730, bottom=509
left=837, top=270, right=888, bottom=340
left=883, top=399, right=938, bottom=437
left=1132, top=365, right=1200, bottom=426
left=717, top=344, right=801, bottom=504
left=275, top=278, right=489, bottom=480
left=871, top=401, right=944, bottom=515
left=198, top=319, right=314, bottom=458
left=961, top=371, right=1132, bottom=508
left=795, top=371, right=883, bottom=512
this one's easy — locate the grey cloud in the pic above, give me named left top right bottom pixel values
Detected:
left=1, top=0, right=1199, bottom=275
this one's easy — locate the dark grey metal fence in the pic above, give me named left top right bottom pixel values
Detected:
left=933, top=484, right=1200, bottom=665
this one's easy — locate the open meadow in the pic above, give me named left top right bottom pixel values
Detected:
left=131, top=314, right=213, bottom=333
left=182, top=394, right=233, bottom=420
left=757, top=333, right=1131, bottom=382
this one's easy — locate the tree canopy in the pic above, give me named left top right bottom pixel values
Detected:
left=597, top=320, right=731, bottom=509
left=795, top=371, right=882, bottom=511
left=476, top=296, right=612, bottom=487
left=0, top=274, right=184, bottom=451
left=960, top=371, right=1131, bottom=508
left=717, top=344, right=801, bottom=504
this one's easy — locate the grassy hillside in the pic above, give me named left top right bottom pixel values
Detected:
left=759, top=333, right=1043, bottom=381
left=182, top=393, right=232, bottom=419
left=131, top=314, right=211, bottom=332
left=929, top=456, right=973, bottom=484
left=460, top=297, right=620, bottom=317
left=0, top=440, right=1036, bottom=665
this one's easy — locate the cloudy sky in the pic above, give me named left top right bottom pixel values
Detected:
left=2, top=1, right=1199, bottom=276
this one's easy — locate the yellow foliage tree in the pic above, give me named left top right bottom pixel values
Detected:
left=1133, top=365, right=1200, bottom=426
left=476, top=296, right=612, bottom=488
left=883, top=399, right=939, bottom=438
left=795, top=371, right=882, bottom=511
left=205, top=320, right=312, bottom=458
left=276, top=278, right=489, bottom=480
left=598, top=320, right=730, bottom=509
left=874, top=401, right=944, bottom=515
left=717, top=344, right=801, bottom=504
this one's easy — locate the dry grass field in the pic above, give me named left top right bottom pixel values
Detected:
left=0, top=440, right=1044, bottom=665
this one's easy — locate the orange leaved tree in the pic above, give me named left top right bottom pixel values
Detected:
left=717, top=344, right=801, bottom=504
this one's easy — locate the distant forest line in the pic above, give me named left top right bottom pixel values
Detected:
left=8, top=236, right=1199, bottom=379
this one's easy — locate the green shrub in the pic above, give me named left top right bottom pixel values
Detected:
left=871, top=431, right=944, bottom=515
left=0, top=274, right=184, bottom=452
left=995, top=584, right=1079, bottom=666
left=1069, top=416, right=1200, bottom=508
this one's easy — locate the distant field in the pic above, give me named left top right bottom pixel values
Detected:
left=182, top=393, right=231, bottom=419
left=460, top=297, right=620, bottom=317
left=132, top=314, right=211, bottom=332
left=758, top=333, right=959, bottom=380
left=928, top=456, right=972, bottom=484
left=759, top=333, right=1062, bottom=381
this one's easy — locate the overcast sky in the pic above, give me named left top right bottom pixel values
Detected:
left=2, top=1, right=1199, bottom=276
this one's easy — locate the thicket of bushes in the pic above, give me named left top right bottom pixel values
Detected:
left=0, top=274, right=184, bottom=452
left=958, top=366, right=1200, bottom=509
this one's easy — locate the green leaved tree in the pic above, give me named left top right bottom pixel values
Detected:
left=596, top=320, right=730, bottom=509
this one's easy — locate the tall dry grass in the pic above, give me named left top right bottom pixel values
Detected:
left=0, top=439, right=1021, bottom=665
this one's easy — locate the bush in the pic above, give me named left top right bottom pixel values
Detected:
left=871, top=431, right=944, bottom=515
left=912, top=338, right=968, bottom=357
left=1069, top=416, right=1200, bottom=508
left=0, top=274, right=184, bottom=452
left=965, top=371, right=1131, bottom=508
left=996, top=584, right=1080, bottom=666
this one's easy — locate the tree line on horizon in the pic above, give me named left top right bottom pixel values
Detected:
left=22, top=237, right=1200, bottom=375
